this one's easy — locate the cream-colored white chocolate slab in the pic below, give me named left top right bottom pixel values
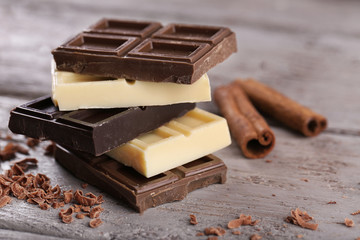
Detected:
left=51, top=68, right=211, bottom=111
left=107, top=108, right=231, bottom=178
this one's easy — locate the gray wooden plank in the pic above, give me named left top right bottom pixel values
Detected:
left=1, top=0, right=360, bottom=239
left=0, top=128, right=360, bottom=239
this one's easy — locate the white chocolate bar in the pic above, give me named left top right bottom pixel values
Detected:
left=107, top=108, right=231, bottom=178
left=51, top=65, right=211, bottom=111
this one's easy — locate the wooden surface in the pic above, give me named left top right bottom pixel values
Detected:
left=1, top=0, right=360, bottom=239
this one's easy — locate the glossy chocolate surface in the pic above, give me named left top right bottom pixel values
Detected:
left=55, top=144, right=227, bottom=213
left=8, top=95, right=195, bottom=156
left=52, top=18, right=237, bottom=84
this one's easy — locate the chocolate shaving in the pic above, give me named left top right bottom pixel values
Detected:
left=0, top=195, right=12, bottom=208
left=76, top=213, right=86, bottom=219
left=26, top=138, right=40, bottom=148
left=351, top=210, right=360, bottom=215
left=81, top=183, right=88, bottom=189
left=89, top=218, right=103, bottom=228
left=250, top=234, right=262, bottom=240
left=14, top=158, right=38, bottom=171
left=189, top=214, right=198, bottom=225
left=81, top=205, right=91, bottom=212
left=327, top=201, right=336, bottom=204
left=228, top=214, right=260, bottom=229
left=59, top=206, right=74, bottom=224
left=13, top=144, right=29, bottom=155
left=39, top=202, right=50, bottom=210
left=285, top=208, right=318, bottom=230
left=74, top=190, right=97, bottom=206
left=11, top=182, right=27, bottom=199
left=204, top=227, right=226, bottom=236
left=196, top=232, right=204, bottom=236
left=89, top=205, right=104, bottom=219
left=344, top=218, right=354, bottom=227
left=96, top=195, right=104, bottom=204
left=63, top=190, right=73, bottom=204
left=44, top=142, right=56, bottom=156
left=0, top=143, right=17, bottom=161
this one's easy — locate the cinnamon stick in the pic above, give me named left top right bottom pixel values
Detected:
left=214, top=84, right=275, bottom=159
left=235, top=79, right=327, bottom=137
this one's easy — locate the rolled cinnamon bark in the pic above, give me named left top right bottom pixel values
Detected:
left=214, top=84, right=275, bottom=159
left=235, top=79, right=327, bottom=137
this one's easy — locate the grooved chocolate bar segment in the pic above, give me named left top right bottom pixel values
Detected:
left=62, top=34, right=140, bottom=56
left=52, top=19, right=236, bottom=84
left=8, top=95, right=195, bottom=156
left=152, top=24, right=230, bottom=44
left=86, top=18, right=162, bottom=38
left=55, top=145, right=227, bottom=213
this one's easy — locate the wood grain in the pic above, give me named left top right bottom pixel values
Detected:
left=1, top=0, right=360, bottom=239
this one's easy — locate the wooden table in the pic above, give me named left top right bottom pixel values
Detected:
left=1, top=0, right=360, bottom=239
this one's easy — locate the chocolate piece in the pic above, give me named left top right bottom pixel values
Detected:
left=52, top=18, right=237, bottom=84
left=55, top=145, right=227, bottom=213
left=8, top=95, right=195, bottom=156
left=107, top=108, right=231, bottom=178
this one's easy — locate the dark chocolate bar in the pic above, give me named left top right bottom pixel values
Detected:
left=8, top=95, right=195, bottom=156
left=55, top=144, right=227, bottom=213
left=52, top=18, right=237, bottom=84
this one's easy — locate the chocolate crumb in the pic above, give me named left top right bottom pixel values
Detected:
left=26, top=138, right=40, bottom=148
left=327, top=201, right=336, bottom=204
left=204, top=227, right=226, bottom=236
left=232, top=230, right=241, bottom=235
left=285, top=208, right=318, bottom=230
left=74, top=190, right=97, bottom=206
left=196, top=232, right=204, bottom=236
left=250, top=234, right=262, bottom=240
left=265, top=159, right=272, bottom=163
left=81, top=205, right=91, bottom=212
left=300, top=178, right=309, bottom=182
left=81, top=183, right=88, bottom=189
left=351, top=210, right=360, bottom=215
left=190, top=214, right=198, bottom=225
left=44, top=142, right=56, bottom=156
left=89, top=205, right=104, bottom=219
left=76, top=213, right=86, bottom=219
left=228, top=214, right=260, bottom=229
left=344, top=218, right=354, bottom=227
left=272, top=194, right=276, bottom=197
left=14, top=158, right=38, bottom=171
left=0, top=196, right=12, bottom=208
left=0, top=143, right=17, bottom=161
left=39, top=203, right=50, bottom=210
left=89, top=218, right=103, bottom=228
left=63, top=190, right=73, bottom=204
left=14, top=144, right=29, bottom=155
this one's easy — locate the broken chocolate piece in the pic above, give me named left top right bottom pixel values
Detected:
left=9, top=95, right=195, bottom=156
left=53, top=18, right=237, bottom=84
left=55, top=144, right=227, bottom=213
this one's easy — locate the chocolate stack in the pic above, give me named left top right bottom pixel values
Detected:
left=8, top=19, right=237, bottom=212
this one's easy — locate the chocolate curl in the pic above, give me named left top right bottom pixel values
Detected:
left=214, top=84, right=275, bottom=159
left=235, top=79, right=327, bottom=137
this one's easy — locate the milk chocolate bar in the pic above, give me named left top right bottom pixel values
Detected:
left=52, top=18, right=237, bottom=84
left=107, top=108, right=231, bottom=178
left=8, top=95, right=195, bottom=156
left=55, top=144, right=227, bottom=213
